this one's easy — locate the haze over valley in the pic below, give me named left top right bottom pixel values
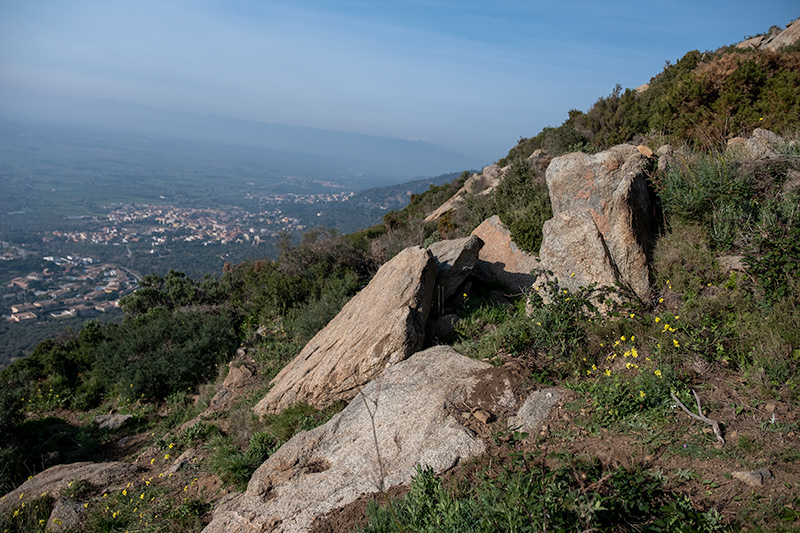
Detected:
left=0, top=111, right=470, bottom=364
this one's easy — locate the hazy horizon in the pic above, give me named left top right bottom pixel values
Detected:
left=1, top=1, right=798, bottom=162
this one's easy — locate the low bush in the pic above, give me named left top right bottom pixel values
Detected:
left=359, top=454, right=727, bottom=532
left=207, top=431, right=279, bottom=491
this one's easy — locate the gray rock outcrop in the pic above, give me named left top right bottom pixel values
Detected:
left=0, top=461, right=141, bottom=516
left=727, top=128, right=785, bottom=160
left=205, top=346, right=491, bottom=533
left=427, top=235, right=484, bottom=300
left=737, top=19, right=800, bottom=51
left=471, top=215, right=539, bottom=292
left=538, top=144, right=657, bottom=301
left=254, top=245, right=437, bottom=416
left=425, top=164, right=504, bottom=222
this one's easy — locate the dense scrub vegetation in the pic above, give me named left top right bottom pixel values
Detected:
left=500, top=43, right=800, bottom=164
left=0, top=229, right=373, bottom=495
left=2, top=23, right=800, bottom=532
left=344, top=139, right=800, bottom=532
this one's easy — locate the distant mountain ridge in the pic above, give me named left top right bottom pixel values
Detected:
left=0, top=89, right=485, bottom=183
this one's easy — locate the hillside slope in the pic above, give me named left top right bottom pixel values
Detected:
left=2, top=20, right=800, bottom=533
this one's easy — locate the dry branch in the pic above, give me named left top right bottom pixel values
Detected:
left=670, top=389, right=725, bottom=444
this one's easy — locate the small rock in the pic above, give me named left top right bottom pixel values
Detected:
left=48, top=499, right=87, bottom=533
left=497, top=386, right=517, bottom=409
left=637, top=145, right=654, bottom=158
left=94, top=414, right=133, bottom=430
left=168, top=447, right=202, bottom=474
left=764, top=402, right=777, bottom=413
left=473, top=409, right=492, bottom=424
left=732, top=469, right=773, bottom=487
left=507, top=388, right=563, bottom=434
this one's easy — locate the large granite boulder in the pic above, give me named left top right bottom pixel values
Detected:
left=471, top=215, right=539, bottom=292
left=539, top=144, right=657, bottom=301
left=205, top=346, right=491, bottom=533
left=254, top=246, right=437, bottom=416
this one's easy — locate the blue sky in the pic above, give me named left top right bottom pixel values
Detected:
left=0, top=1, right=797, bottom=160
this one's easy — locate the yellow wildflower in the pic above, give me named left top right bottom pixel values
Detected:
left=655, top=369, right=662, bottom=377
left=639, top=390, right=646, bottom=399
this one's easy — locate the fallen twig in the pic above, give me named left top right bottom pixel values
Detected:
left=671, top=389, right=725, bottom=444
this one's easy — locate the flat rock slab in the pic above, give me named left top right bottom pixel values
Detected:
left=205, top=346, right=491, bottom=533
left=254, top=246, right=437, bottom=415
left=0, top=462, right=141, bottom=515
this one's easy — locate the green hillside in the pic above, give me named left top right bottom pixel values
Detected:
left=2, top=23, right=800, bottom=532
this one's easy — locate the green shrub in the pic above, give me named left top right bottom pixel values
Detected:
left=490, top=158, right=552, bottom=254
left=453, top=300, right=529, bottom=361
left=652, top=222, right=724, bottom=302
left=581, top=356, right=677, bottom=427
left=744, top=200, right=800, bottom=303
left=527, top=277, right=607, bottom=366
left=360, top=455, right=728, bottom=532
left=0, top=494, right=54, bottom=533
left=207, top=432, right=279, bottom=491
left=94, top=307, right=240, bottom=401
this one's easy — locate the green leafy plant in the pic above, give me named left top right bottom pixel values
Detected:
left=359, top=454, right=729, bottom=532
